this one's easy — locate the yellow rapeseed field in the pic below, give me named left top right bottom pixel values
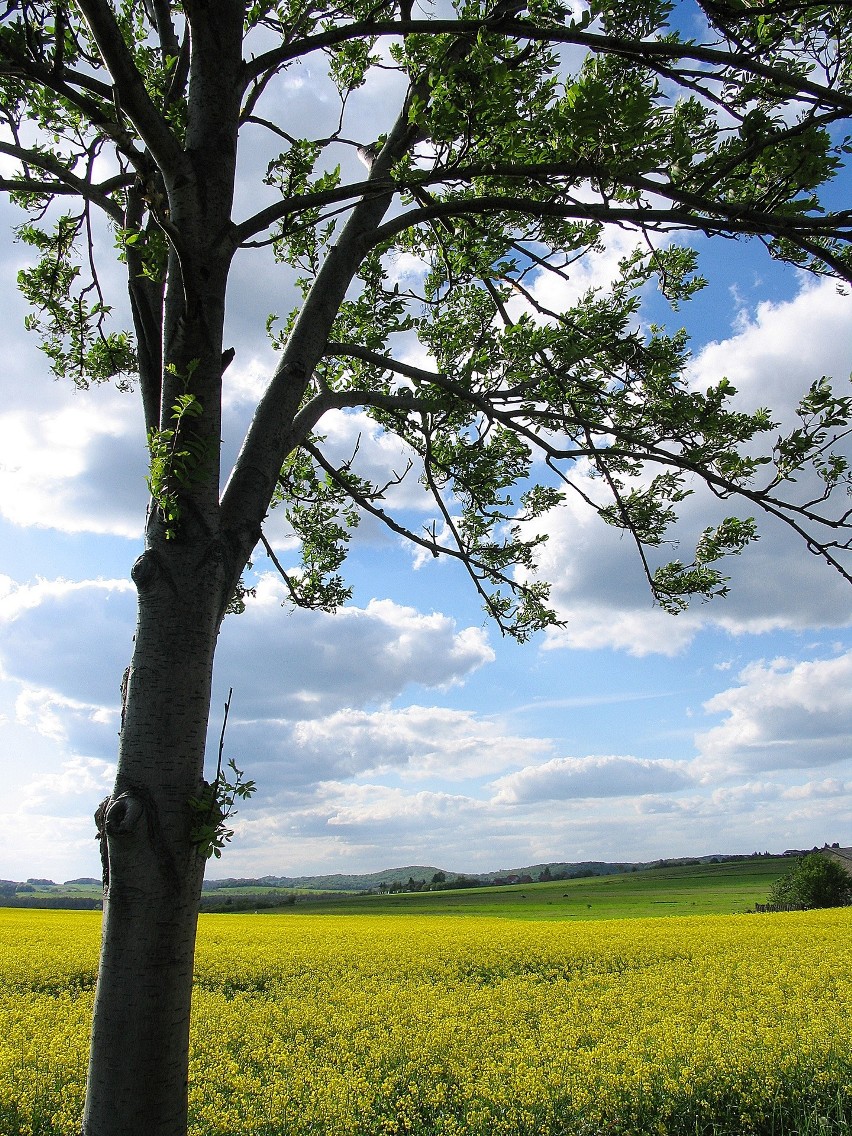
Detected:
left=1, top=907, right=850, bottom=1135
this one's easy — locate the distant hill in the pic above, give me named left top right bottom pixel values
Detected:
left=2, top=848, right=840, bottom=910
left=203, top=866, right=447, bottom=892
left=201, top=853, right=759, bottom=893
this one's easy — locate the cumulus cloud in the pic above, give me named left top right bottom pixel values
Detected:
left=217, top=782, right=493, bottom=877
left=286, top=408, right=429, bottom=514
left=222, top=760, right=852, bottom=877
left=693, top=651, right=852, bottom=778
left=320, top=782, right=484, bottom=831
left=217, top=577, right=494, bottom=718
left=517, top=226, right=651, bottom=320
left=228, top=702, right=548, bottom=796
left=15, top=688, right=119, bottom=758
left=688, top=278, right=852, bottom=417
left=0, top=569, right=500, bottom=800
left=781, top=778, right=851, bottom=801
left=0, top=572, right=493, bottom=726
left=0, top=807, right=102, bottom=882
left=633, top=771, right=852, bottom=848
left=492, top=754, right=693, bottom=803
left=0, top=566, right=508, bottom=873
left=528, top=477, right=703, bottom=656
left=0, top=576, right=135, bottom=707
left=19, top=754, right=115, bottom=814
left=288, top=704, right=551, bottom=781
left=0, top=393, right=148, bottom=537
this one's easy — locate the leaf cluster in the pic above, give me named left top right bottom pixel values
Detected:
left=189, top=690, right=257, bottom=860
left=767, top=852, right=852, bottom=909
left=17, top=215, right=136, bottom=386
left=188, top=759, right=257, bottom=860
left=147, top=367, right=216, bottom=539
left=273, top=444, right=362, bottom=610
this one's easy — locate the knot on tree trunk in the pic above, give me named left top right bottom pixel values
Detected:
left=95, top=792, right=145, bottom=889
left=131, top=549, right=181, bottom=593
left=94, top=796, right=111, bottom=888
left=131, top=550, right=161, bottom=592
left=106, top=792, right=145, bottom=835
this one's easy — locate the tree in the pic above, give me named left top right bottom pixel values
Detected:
left=768, top=853, right=852, bottom=909
left=1, top=1, right=851, bottom=1132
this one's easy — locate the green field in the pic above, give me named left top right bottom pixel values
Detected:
left=1, top=857, right=795, bottom=917
left=257, top=856, right=791, bottom=919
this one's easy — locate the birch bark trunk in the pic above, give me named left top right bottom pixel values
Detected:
left=82, top=546, right=225, bottom=1136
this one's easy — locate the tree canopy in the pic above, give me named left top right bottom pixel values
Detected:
left=2, top=0, right=851, bottom=639
left=768, top=852, right=852, bottom=908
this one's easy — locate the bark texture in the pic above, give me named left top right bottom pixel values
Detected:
left=82, top=547, right=226, bottom=1136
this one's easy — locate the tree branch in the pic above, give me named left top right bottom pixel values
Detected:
left=0, top=141, right=130, bottom=221
left=240, top=16, right=852, bottom=115
left=301, top=438, right=548, bottom=636
left=325, top=341, right=448, bottom=387
left=257, top=528, right=304, bottom=606
left=368, top=196, right=852, bottom=281
left=322, top=338, right=852, bottom=591
left=220, top=95, right=422, bottom=550
left=74, top=0, right=185, bottom=177
left=233, top=155, right=851, bottom=272
left=0, top=54, right=150, bottom=173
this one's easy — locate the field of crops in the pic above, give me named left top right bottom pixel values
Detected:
left=2, top=907, right=850, bottom=1135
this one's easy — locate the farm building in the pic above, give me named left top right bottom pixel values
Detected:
left=820, top=845, right=852, bottom=872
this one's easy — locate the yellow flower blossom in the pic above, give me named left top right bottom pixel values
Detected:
left=1, top=908, right=850, bottom=1134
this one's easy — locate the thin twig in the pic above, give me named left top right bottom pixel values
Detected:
left=216, top=688, right=233, bottom=785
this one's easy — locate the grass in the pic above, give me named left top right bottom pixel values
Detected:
left=255, top=857, right=792, bottom=920
left=1, top=856, right=795, bottom=919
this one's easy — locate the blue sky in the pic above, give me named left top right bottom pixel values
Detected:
left=0, top=6, right=850, bottom=883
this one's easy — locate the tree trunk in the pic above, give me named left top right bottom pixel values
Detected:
left=82, top=544, right=226, bottom=1136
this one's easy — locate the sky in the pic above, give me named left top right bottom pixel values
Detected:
left=0, top=6, right=850, bottom=884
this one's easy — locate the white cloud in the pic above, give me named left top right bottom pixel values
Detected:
left=526, top=470, right=704, bottom=656
left=781, top=778, right=850, bottom=801
left=231, top=702, right=546, bottom=795
left=0, top=808, right=102, bottom=882
left=289, top=704, right=552, bottom=781
left=695, top=651, right=852, bottom=777
left=218, top=580, right=494, bottom=718
left=19, top=754, right=115, bottom=813
left=215, top=781, right=491, bottom=877
left=492, top=754, right=693, bottom=803
left=0, top=394, right=148, bottom=537
left=688, top=278, right=852, bottom=417
left=301, top=409, right=429, bottom=512
left=321, top=782, right=484, bottom=830
left=15, top=687, right=119, bottom=752
left=519, top=227, right=649, bottom=320
left=0, top=577, right=135, bottom=709
left=0, top=570, right=499, bottom=792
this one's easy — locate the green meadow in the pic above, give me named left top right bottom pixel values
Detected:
left=1, top=857, right=796, bottom=919
left=260, top=856, right=791, bottom=920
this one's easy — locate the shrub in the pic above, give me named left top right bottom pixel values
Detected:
left=767, top=853, right=852, bottom=909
